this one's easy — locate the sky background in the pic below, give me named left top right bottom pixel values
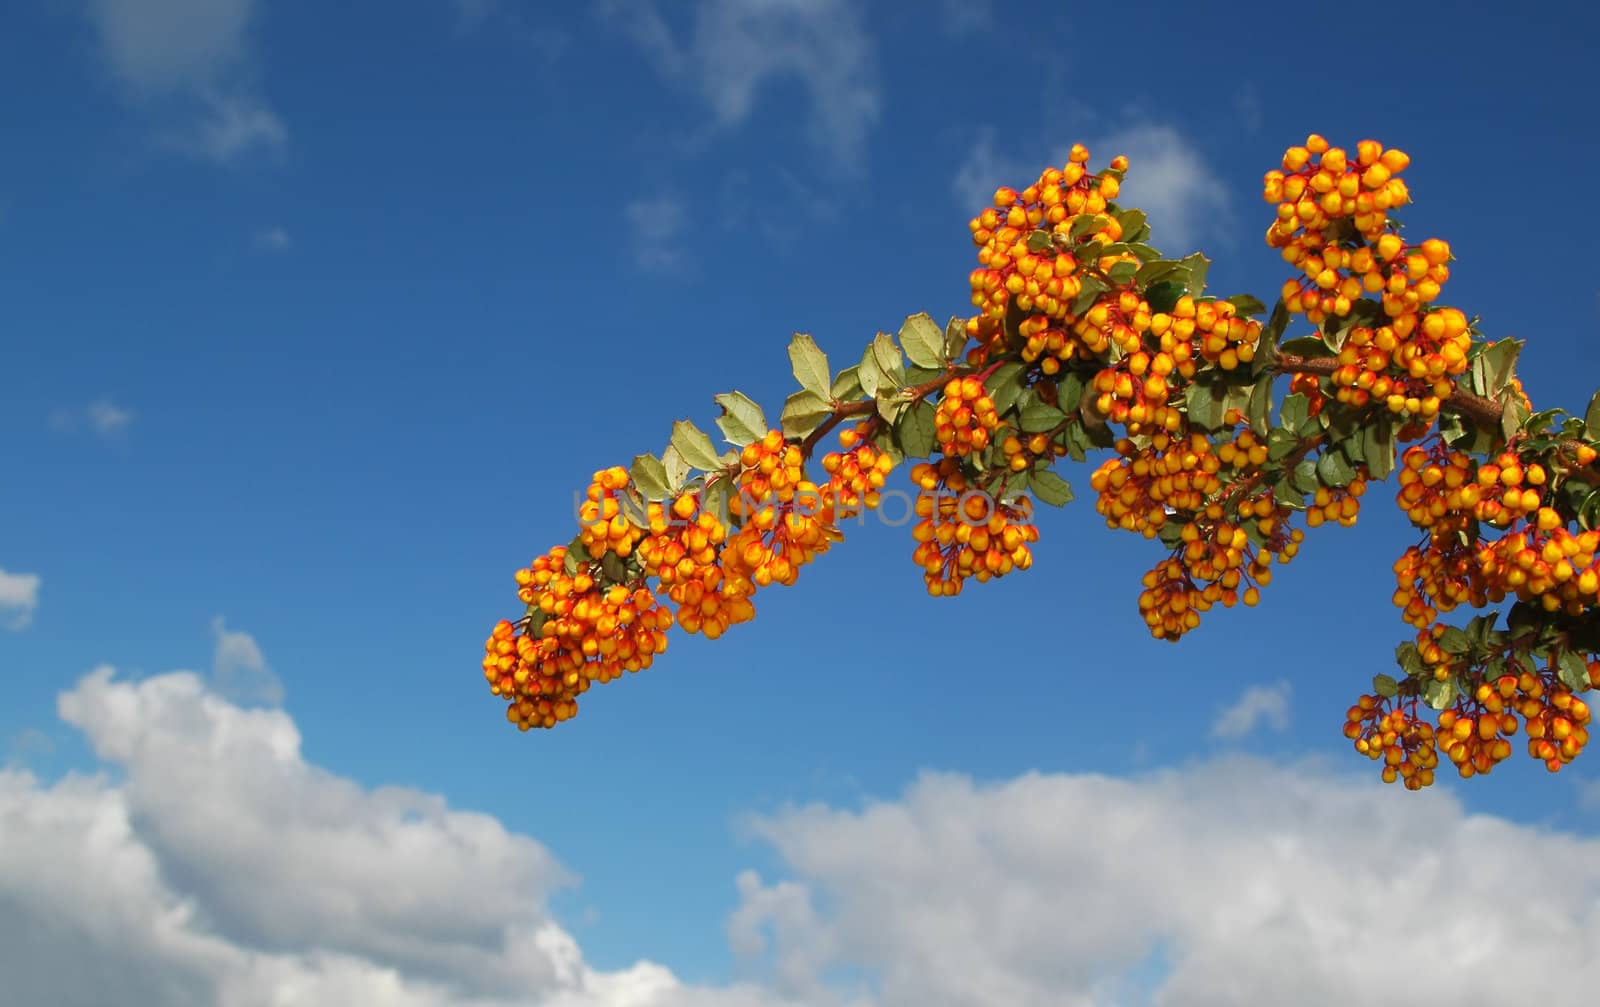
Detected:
left=3, top=1, right=1600, bottom=1004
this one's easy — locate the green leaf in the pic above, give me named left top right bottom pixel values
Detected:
left=787, top=334, right=831, bottom=399
left=1279, top=394, right=1310, bottom=436
left=1578, top=487, right=1600, bottom=532
left=1127, top=242, right=1161, bottom=263
left=1290, top=459, right=1320, bottom=495
left=1277, top=335, right=1327, bottom=359
left=1108, top=260, right=1139, bottom=284
left=1395, top=642, right=1427, bottom=678
left=876, top=391, right=910, bottom=425
left=1372, top=673, right=1399, bottom=698
left=899, top=312, right=947, bottom=369
left=630, top=453, right=672, bottom=501
left=661, top=444, right=690, bottom=489
left=1422, top=677, right=1457, bottom=711
left=1019, top=402, right=1068, bottom=433
left=1267, top=428, right=1300, bottom=462
left=1026, top=229, right=1054, bottom=253
left=701, top=476, right=731, bottom=528
left=986, top=362, right=1028, bottom=415
left=780, top=390, right=832, bottom=440
left=1500, top=386, right=1532, bottom=442
left=1114, top=208, right=1148, bottom=242
left=1134, top=260, right=1185, bottom=289
left=671, top=420, right=724, bottom=471
left=1069, top=214, right=1102, bottom=240
left=1253, top=300, right=1291, bottom=377
left=1057, top=371, right=1087, bottom=416
left=1585, top=389, right=1600, bottom=442
left=1363, top=418, right=1396, bottom=480
left=831, top=365, right=863, bottom=401
left=1557, top=651, right=1592, bottom=693
left=857, top=345, right=883, bottom=398
left=1476, top=338, right=1522, bottom=398
left=600, top=550, right=628, bottom=583
left=1030, top=469, right=1075, bottom=506
left=1226, top=294, right=1268, bottom=318
left=1437, top=626, right=1471, bottom=656
left=1316, top=450, right=1356, bottom=489
left=896, top=399, right=937, bottom=458
left=1064, top=422, right=1092, bottom=462
left=872, top=332, right=905, bottom=387
left=1181, top=252, right=1210, bottom=297
left=1247, top=379, right=1273, bottom=437
left=945, top=316, right=970, bottom=361
left=1071, top=274, right=1110, bottom=316
left=1144, top=279, right=1184, bottom=315
left=713, top=391, right=768, bottom=446
left=1184, top=379, right=1228, bottom=431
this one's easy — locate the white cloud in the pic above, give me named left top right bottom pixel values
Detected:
left=625, top=194, right=690, bottom=272
left=601, top=0, right=880, bottom=171
left=951, top=124, right=1231, bottom=252
left=210, top=616, right=283, bottom=705
left=84, top=0, right=284, bottom=162
left=0, top=568, right=41, bottom=629
left=253, top=226, right=292, bottom=251
left=51, top=398, right=133, bottom=438
left=1210, top=681, right=1292, bottom=739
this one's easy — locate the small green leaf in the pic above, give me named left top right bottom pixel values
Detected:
left=661, top=444, right=690, bottom=489
left=876, top=392, right=910, bottom=425
left=1363, top=419, right=1396, bottom=480
left=1585, top=388, right=1600, bottom=442
left=1030, top=469, right=1074, bottom=506
left=1247, top=379, right=1273, bottom=437
left=1143, top=279, right=1184, bottom=315
left=1273, top=478, right=1306, bottom=511
left=1057, top=371, right=1087, bottom=416
left=1422, top=677, right=1457, bottom=711
left=945, top=316, right=970, bottom=361
left=1279, top=394, right=1310, bottom=435
left=1557, top=651, right=1592, bottom=693
left=1184, top=379, right=1228, bottom=431
left=1127, top=242, right=1161, bottom=263
left=897, top=400, right=937, bottom=458
left=1477, top=338, right=1522, bottom=398
left=671, top=420, right=724, bottom=471
left=1134, top=260, right=1185, bottom=289
left=899, top=312, right=948, bottom=369
left=701, top=477, right=731, bottom=528
left=630, top=453, right=672, bottom=501
left=831, top=365, right=863, bottom=401
left=713, top=391, right=769, bottom=446
left=1372, top=673, right=1399, bottom=698
left=872, top=332, right=905, bottom=387
left=1395, top=642, right=1426, bottom=679
left=1437, top=626, right=1471, bottom=656
left=1108, top=260, right=1139, bottom=284
left=1019, top=402, right=1068, bottom=432
left=1290, top=459, right=1319, bottom=495
left=1071, top=274, right=1110, bottom=316
left=1316, top=450, right=1356, bottom=489
left=1069, top=214, right=1102, bottom=240
left=600, top=551, right=627, bottom=583
left=1277, top=335, right=1327, bottom=359
left=858, top=345, right=883, bottom=398
left=1267, top=428, right=1300, bottom=462
left=1064, top=422, right=1091, bottom=462
left=1114, top=208, right=1148, bottom=242
left=1226, top=294, right=1268, bottom=318
left=788, top=334, right=831, bottom=399
left=1181, top=252, right=1210, bottom=297
left=1026, top=229, right=1054, bottom=253
left=986, top=361, right=1027, bottom=415
left=780, top=390, right=832, bottom=440
left=1500, top=387, right=1532, bottom=442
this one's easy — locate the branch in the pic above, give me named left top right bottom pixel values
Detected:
left=1274, top=352, right=1505, bottom=429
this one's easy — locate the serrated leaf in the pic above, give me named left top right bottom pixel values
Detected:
left=1438, top=626, right=1471, bottom=655
left=1363, top=418, right=1396, bottom=480
left=600, top=551, right=627, bottom=583
left=1134, top=259, right=1185, bottom=289
left=872, top=332, right=905, bottom=388
left=1108, top=260, right=1139, bottom=284
left=1019, top=402, right=1068, bottom=433
left=1290, top=459, right=1320, bottom=495
left=1373, top=673, right=1399, bottom=698
left=1030, top=469, right=1074, bottom=506
left=1057, top=371, right=1087, bottom=416
left=945, top=316, right=970, bottom=361
left=1114, top=208, right=1147, bottom=242
left=1181, top=252, right=1210, bottom=297
left=1226, top=294, right=1268, bottom=318
left=1500, top=387, right=1532, bottom=442
left=713, top=391, right=769, bottom=446
left=661, top=445, right=690, bottom=489
left=897, top=399, right=937, bottom=458
left=876, top=392, right=910, bottom=425
left=1422, top=678, right=1457, bottom=711
left=1478, top=339, right=1521, bottom=398
left=671, top=420, right=724, bottom=471
left=985, top=361, right=1027, bottom=415
left=1558, top=651, right=1592, bottom=693
left=630, top=453, right=672, bottom=501
left=858, top=345, right=883, bottom=398
left=1267, top=428, right=1300, bottom=462
left=899, top=312, right=947, bottom=369
left=831, top=365, right=862, bottom=401
left=788, top=333, right=831, bottom=399
left=1247, top=379, right=1273, bottom=437
left=1184, top=379, right=1228, bottom=431
left=1071, top=274, right=1110, bottom=316
left=1128, top=242, right=1161, bottom=263
left=1144, top=279, right=1185, bottom=315
left=1279, top=393, right=1309, bottom=435
left=1316, top=450, right=1356, bottom=488
left=701, top=477, right=731, bottom=528
left=780, top=390, right=833, bottom=440
left=1585, top=389, right=1600, bottom=442
left=1025, top=229, right=1054, bottom=253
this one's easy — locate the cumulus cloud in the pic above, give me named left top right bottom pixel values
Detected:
left=952, top=124, right=1230, bottom=252
left=1210, top=680, right=1292, bottom=739
left=84, top=0, right=284, bottom=161
left=624, top=194, right=690, bottom=272
left=210, top=616, right=283, bottom=705
left=0, top=567, right=41, bottom=629
left=601, top=0, right=880, bottom=171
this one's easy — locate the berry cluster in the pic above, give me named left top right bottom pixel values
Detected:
left=821, top=423, right=896, bottom=516
left=934, top=377, right=1000, bottom=456
left=909, top=460, right=1038, bottom=596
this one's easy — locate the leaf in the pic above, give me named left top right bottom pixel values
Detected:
left=897, top=400, right=937, bottom=458
left=1279, top=394, right=1310, bottom=435
left=1395, top=642, right=1426, bottom=678
left=872, top=332, right=905, bottom=387
left=1019, top=402, right=1068, bottom=433
left=1586, top=388, right=1600, bottom=442
left=1437, top=626, right=1471, bottom=656
left=701, top=477, right=731, bottom=528
left=713, top=391, right=769, bottom=446
left=1057, top=371, right=1087, bottom=416
left=1316, top=450, right=1356, bottom=489
left=1144, top=279, right=1184, bottom=315
left=630, top=453, right=672, bottom=501
left=1557, top=651, right=1592, bottom=694
left=671, top=420, right=724, bottom=471
left=899, top=312, right=948, bottom=369
left=1290, top=459, right=1320, bottom=495
left=780, top=390, right=833, bottom=440
left=1372, top=673, right=1399, bottom=698
left=945, top=316, right=970, bottom=361
left=1128, top=242, right=1161, bottom=263
left=1026, top=229, right=1054, bottom=253
left=985, top=361, right=1028, bottom=415
left=1247, top=379, right=1273, bottom=437
left=1267, top=428, right=1300, bottom=462
left=1071, top=274, right=1110, bottom=316
left=1181, top=252, right=1210, bottom=297
left=876, top=392, right=910, bottom=425
left=1134, top=260, right=1185, bottom=289
left=1277, top=336, right=1327, bottom=359
left=1108, top=260, right=1139, bottom=284
left=787, top=334, right=831, bottom=399
left=661, top=444, right=690, bottom=489
left=1422, top=677, right=1457, bottom=711
left=1253, top=300, right=1291, bottom=377
left=1226, top=294, right=1268, bottom=318
left=1069, top=214, right=1102, bottom=240
left=1030, top=469, right=1075, bottom=506
left=1064, top=422, right=1092, bottom=462
left=1363, top=418, right=1397, bottom=480
left=858, top=345, right=883, bottom=398
left=1184, top=379, right=1228, bottom=431
left=1477, top=339, right=1522, bottom=398
left=831, top=365, right=863, bottom=401
left=1114, top=208, right=1148, bottom=242
left=1500, top=387, right=1532, bottom=442
left=600, top=551, right=628, bottom=583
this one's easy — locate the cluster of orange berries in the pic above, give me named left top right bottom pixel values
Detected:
left=579, top=466, right=647, bottom=558
left=484, top=545, right=676, bottom=729
left=1327, top=310, right=1472, bottom=420
left=1304, top=475, right=1367, bottom=529
left=934, top=377, right=1000, bottom=456
left=1136, top=520, right=1275, bottom=640
left=821, top=423, right=896, bottom=516
left=1343, top=697, right=1439, bottom=789
left=1001, top=428, right=1069, bottom=472
left=1090, top=433, right=1226, bottom=536
left=638, top=493, right=755, bottom=640
left=909, top=460, right=1038, bottom=595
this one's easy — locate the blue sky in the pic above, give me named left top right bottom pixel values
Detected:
left=3, top=1, right=1600, bottom=1004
